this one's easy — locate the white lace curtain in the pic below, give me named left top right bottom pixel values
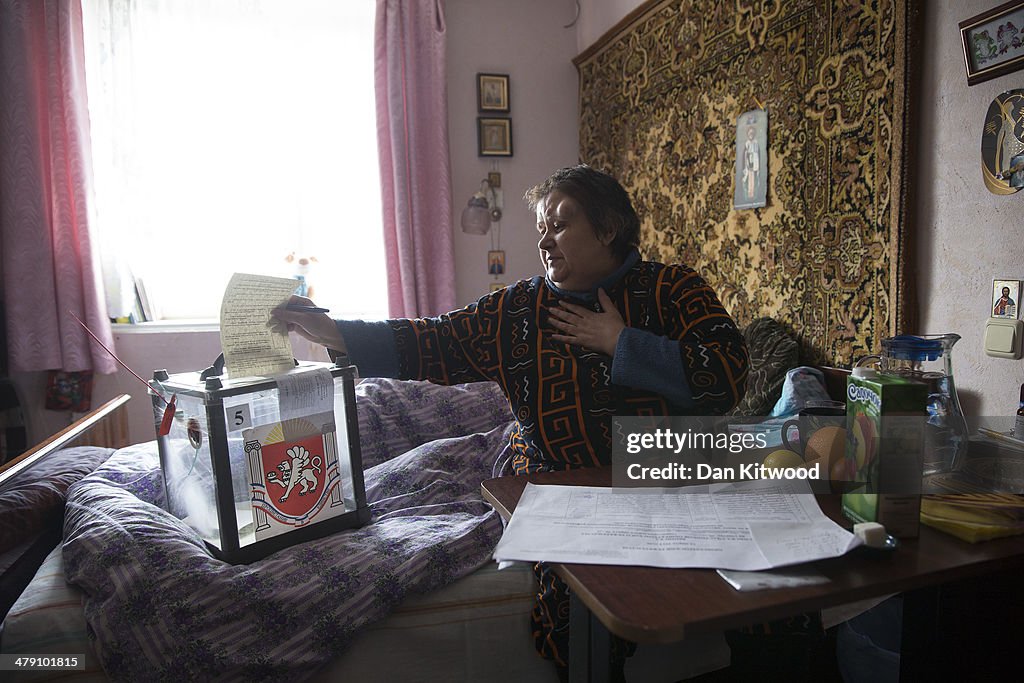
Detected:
left=82, top=0, right=387, bottom=320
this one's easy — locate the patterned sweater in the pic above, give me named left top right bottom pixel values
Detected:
left=340, top=252, right=749, bottom=475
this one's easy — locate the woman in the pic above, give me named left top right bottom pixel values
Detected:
left=275, top=164, right=750, bottom=673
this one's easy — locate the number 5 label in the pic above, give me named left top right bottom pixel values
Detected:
left=227, top=404, right=252, bottom=431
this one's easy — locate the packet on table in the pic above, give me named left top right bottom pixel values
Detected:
left=842, top=368, right=927, bottom=538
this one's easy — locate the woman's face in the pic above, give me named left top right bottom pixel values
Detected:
left=536, top=190, right=620, bottom=292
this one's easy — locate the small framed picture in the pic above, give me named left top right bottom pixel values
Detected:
left=490, top=282, right=506, bottom=292
left=478, top=117, right=513, bottom=157
left=960, top=1, right=1024, bottom=86
left=477, top=73, right=509, bottom=112
left=733, top=109, right=768, bottom=210
left=487, top=250, right=505, bottom=276
left=992, top=279, right=1020, bottom=318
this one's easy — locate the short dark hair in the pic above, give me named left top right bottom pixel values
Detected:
left=524, top=165, right=640, bottom=258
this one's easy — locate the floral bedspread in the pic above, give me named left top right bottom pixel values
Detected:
left=63, top=379, right=515, bottom=682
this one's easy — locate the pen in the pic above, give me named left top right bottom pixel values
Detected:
left=285, top=304, right=331, bottom=314
left=977, top=427, right=1024, bottom=451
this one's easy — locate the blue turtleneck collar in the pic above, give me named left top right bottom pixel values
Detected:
left=543, top=248, right=641, bottom=303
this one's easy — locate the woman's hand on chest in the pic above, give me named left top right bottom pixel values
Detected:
left=547, top=288, right=625, bottom=357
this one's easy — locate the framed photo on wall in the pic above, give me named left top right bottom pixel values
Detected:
left=487, top=250, right=505, bottom=276
left=992, top=279, right=1020, bottom=318
left=478, top=118, right=513, bottom=157
left=477, top=73, right=510, bottom=112
left=733, top=109, right=768, bottom=210
left=960, top=1, right=1024, bottom=85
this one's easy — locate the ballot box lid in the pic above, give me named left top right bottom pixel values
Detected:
left=154, top=360, right=356, bottom=400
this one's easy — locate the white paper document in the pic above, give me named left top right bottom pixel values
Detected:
left=220, top=273, right=300, bottom=378
left=276, top=367, right=335, bottom=422
left=492, top=479, right=861, bottom=571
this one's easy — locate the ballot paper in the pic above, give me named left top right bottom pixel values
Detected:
left=220, top=273, right=300, bottom=378
left=492, top=478, right=861, bottom=571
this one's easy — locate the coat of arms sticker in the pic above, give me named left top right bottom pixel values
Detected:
left=243, top=414, right=346, bottom=541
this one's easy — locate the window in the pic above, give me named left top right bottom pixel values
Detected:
left=82, top=0, right=386, bottom=321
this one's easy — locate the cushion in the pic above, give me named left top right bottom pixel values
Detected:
left=0, top=445, right=114, bottom=621
left=728, top=318, right=799, bottom=417
left=0, top=446, right=114, bottom=554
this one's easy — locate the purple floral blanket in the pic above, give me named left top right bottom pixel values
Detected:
left=63, top=379, right=514, bottom=682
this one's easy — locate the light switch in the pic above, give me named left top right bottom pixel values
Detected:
left=985, top=317, right=1024, bottom=359
left=988, top=325, right=1014, bottom=352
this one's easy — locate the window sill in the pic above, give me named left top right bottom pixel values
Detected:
left=112, top=319, right=220, bottom=334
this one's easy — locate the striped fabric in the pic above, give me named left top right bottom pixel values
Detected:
left=3, top=549, right=560, bottom=683
left=353, top=377, right=511, bottom=469
left=1, top=546, right=105, bottom=682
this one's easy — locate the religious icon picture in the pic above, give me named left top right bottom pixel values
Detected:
left=477, top=73, right=510, bottom=112
left=478, top=118, right=513, bottom=157
left=992, top=279, right=1020, bottom=318
left=490, top=282, right=505, bottom=292
left=488, top=250, right=505, bottom=276
left=733, top=109, right=768, bottom=210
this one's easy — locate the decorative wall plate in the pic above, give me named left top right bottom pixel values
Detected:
left=981, top=89, right=1024, bottom=195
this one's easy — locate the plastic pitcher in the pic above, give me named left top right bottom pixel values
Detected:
left=857, top=334, right=968, bottom=475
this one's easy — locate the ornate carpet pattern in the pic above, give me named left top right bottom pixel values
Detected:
left=575, top=0, right=913, bottom=365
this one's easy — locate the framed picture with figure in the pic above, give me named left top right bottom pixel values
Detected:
left=477, top=73, right=510, bottom=112
left=487, top=250, right=505, bottom=276
left=733, top=109, right=768, bottom=210
left=992, top=279, right=1020, bottom=318
left=478, top=118, right=513, bottom=157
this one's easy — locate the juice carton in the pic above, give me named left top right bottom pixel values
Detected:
left=841, top=367, right=928, bottom=537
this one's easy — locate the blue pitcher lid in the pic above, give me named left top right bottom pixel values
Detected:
left=882, top=335, right=943, bottom=361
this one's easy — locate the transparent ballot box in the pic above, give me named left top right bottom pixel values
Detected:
left=152, top=360, right=369, bottom=564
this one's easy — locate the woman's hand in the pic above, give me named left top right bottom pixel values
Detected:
left=271, top=296, right=348, bottom=354
left=548, top=289, right=625, bottom=357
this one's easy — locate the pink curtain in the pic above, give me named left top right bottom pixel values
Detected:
left=375, top=0, right=457, bottom=318
left=0, top=0, right=115, bottom=374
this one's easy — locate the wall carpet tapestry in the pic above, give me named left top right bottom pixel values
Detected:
left=575, top=0, right=915, bottom=366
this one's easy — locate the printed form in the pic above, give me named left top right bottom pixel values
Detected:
left=220, top=273, right=301, bottom=378
left=493, top=479, right=860, bottom=571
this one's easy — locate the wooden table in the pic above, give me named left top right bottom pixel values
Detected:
left=481, top=467, right=1024, bottom=681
